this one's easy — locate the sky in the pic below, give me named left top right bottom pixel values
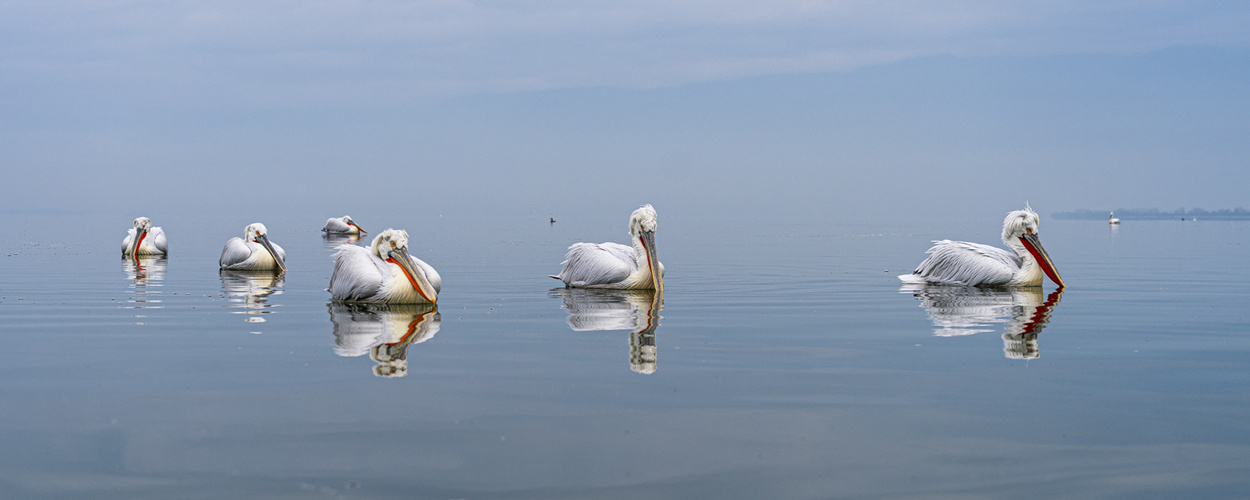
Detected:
left=3, top=1, right=1249, bottom=223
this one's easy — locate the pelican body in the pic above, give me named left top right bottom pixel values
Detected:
left=219, top=223, right=287, bottom=272
left=1109, top=212, right=1120, bottom=225
left=900, top=206, right=1064, bottom=288
left=323, top=215, right=367, bottom=235
left=551, top=204, right=665, bottom=292
left=329, top=228, right=441, bottom=304
left=121, top=217, right=168, bottom=256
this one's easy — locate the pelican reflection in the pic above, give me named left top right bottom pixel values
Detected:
left=121, top=256, right=166, bottom=321
left=322, top=232, right=363, bottom=251
left=219, top=270, right=284, bottom=324
left=550, top=288, right=662, bottom=374
left=328, top=302, right=441, bottom=378
left=901, top=285, right=1063, bottom=359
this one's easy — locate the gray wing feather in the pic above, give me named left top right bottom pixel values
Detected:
left=121, top=229, right=136, bottom=253
left=219, top=237, right=253, bottom=268
left=271, top=241, right=287, bottom=262
left=555, top=242, right=635, bottom=287
left=150, top=227, right=168, bottom=254
left=411, top=256, right=442, bottom=292
left=329, top=245, right=387, bottom=301
left=904, top=240, right=1020, bottom=286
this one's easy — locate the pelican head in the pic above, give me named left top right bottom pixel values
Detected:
left=127, top=217, right=153, bottom=256
left=244, top=222, right=286, bottom=273
left=371, top=229, right=438, bottom=304
left=1001, top=206, right=1063, bottom=288
left=628, top=204, right=663, bottom=294
left=341, top=215, right=367, bottom=234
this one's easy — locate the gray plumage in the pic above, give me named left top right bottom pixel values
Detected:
left=554, top=242, right=639, bottom=287
left=903, top=240, right=1021, bottom=286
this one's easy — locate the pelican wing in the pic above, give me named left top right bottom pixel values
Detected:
left=150, top=227, right=168, bottom=254
left=329, top=245, right=387, bottom=301
left=270, top=241, right=287, bottom=262
left=411, top=255, right=443, bottom=293
left=903, top=240, right=1021, bottom=286
left=323, top=218, right=352, bottom=233
left=121, top=229, right=137, bottom=254
left=554, top=242, right=635, bottom=287
left=123, top=227, right=169, bottom=255
left=219, top=237, right=253, bottom=269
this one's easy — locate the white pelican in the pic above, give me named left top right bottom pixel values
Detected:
left=219, top=223, right=287, bottom=272
left=323, top=215, right=367, bottom=235
left=121, top=217, right=168, bottom=256
left=550, top=204, right=665, bottom=292
left=899, top=205, right=1064, bottom=288
left=328, top=228, right=441, bottom=304
left=1108, top=212, right=1120, bottom=224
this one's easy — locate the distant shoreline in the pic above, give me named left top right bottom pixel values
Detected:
left=1054, top=208, right=1250, bottom=220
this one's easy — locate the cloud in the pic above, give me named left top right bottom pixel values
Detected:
left=4, top=0, right=1249, bottom=106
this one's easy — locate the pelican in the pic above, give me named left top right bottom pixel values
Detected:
left=121, top=217, right=168, bottom=256
left=219, top=223, right=287, bottom=272
left=323, top=215, right=367, bottom=235
left=550, top=204, right=665, bottom=292
left=1108, top=212, right=1120, bottom=225
left=899, top=205, right=1064, bottom=288
left=328, top=228, right=441, bottom=304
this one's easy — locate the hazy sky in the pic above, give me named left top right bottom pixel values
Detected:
left=3, top=1, right=1249, bottom=222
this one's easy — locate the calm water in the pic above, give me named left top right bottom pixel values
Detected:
left=2, top=213, right=1248, bottom=499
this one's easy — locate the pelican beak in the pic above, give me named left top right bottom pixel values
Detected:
left=388, top=247, right=438, bottom=304
left=352, top=223, right=367, bottom=234
left=640, top=229, right=663, bottom=294
left=1020, top=232, right=1064, bottom=288
left=256, top=234, right=286, bottom=273
left=128, top=228, right=147, bottom=257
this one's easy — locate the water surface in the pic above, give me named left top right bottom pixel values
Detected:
left=2, top=214, right=1248, bottom=498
